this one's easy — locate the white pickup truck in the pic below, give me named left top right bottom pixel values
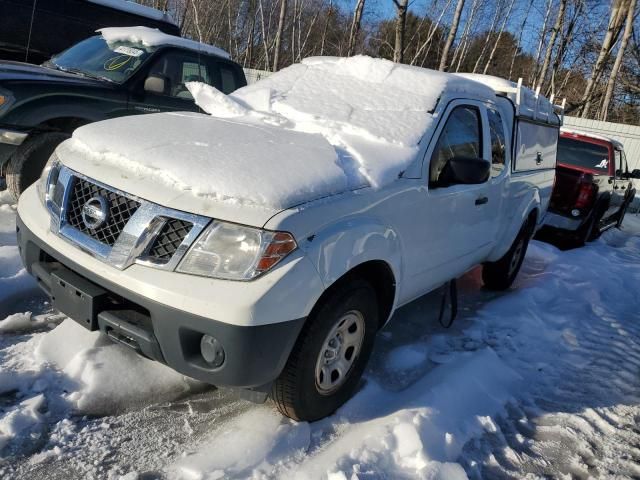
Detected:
left=17, top=57, right=561, bottom=421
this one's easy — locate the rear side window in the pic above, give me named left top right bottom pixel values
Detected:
left=430, top=106, right=482, bottom=186
left=487, top=108, right=506, bottom=177
left=219, top=65, right=238, bottom=94
left=557, top=137, right=610, bottom=172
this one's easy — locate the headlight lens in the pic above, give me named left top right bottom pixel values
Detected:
left=37, top=154, right=61, bottom=210
left=177, top=221, right=297, bottom=280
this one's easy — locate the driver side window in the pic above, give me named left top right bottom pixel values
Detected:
left=147, top=52, right=211, bottom=99
left=429, top=106, right=482, bottom=187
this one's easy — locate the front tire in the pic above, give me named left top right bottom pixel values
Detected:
left=482, top=220, right=533, bottom=291
left=6, top=132, right=69, bottom=201
left=271, top=279, right=378, bottom=421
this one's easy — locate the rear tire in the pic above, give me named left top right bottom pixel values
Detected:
left=271, top=279, right=378, bottom=421
left=6, top=132, right=69, bottom=201
left=482, top=220, right=533, bottom=291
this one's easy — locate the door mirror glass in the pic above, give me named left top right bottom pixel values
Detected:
left=439, top=156, right=491, bottom=187
left=144, top=74, right=167, bottom=94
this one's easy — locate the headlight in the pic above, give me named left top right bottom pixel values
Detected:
left=37, top=154, right=61, bottom=211
left=177, top=221, right=297, bottom=280
left=0, top=87, right=14, bottom=114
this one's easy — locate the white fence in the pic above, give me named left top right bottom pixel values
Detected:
left=243, top=68, right=272, bottom=85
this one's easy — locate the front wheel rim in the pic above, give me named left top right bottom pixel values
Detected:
left=315, top=310, right=366, bottom=395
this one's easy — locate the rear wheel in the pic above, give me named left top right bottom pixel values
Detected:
left=6, top=132, right=69, bottom=201
left=482, top=220, right=532, bottom=291
left=271, top=279, right=378, bottom=421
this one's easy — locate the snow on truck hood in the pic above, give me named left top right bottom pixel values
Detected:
left=59, top=56, right=494, bottom=220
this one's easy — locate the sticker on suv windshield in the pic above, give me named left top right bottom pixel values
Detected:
left=113, top=46, right=144, bottom=57
left=595, top=159, right=609, bottom=169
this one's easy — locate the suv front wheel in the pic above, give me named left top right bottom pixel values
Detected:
left=271, top=278, right=378, bottom=421
left=6, top=132, right=69, bottom=201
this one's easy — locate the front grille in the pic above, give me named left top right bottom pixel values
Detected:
left=66, top=177, right=140, bottom=246
left=147, top=219, right=193, bottom=262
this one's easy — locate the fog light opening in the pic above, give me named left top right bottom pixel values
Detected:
left=571, top=209, right=581, bottom=217
left=200, top=334, right=225, bottom=368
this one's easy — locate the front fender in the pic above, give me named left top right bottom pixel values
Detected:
left=300, top=215, right=402, bottom=297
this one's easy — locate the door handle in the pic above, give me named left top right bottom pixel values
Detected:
left=475, top=196, right=489, bottom=205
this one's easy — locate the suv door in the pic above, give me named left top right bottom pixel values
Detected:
left=404, top=101, right=498, bottom=296
left=129, top=49, right=213, bottom=114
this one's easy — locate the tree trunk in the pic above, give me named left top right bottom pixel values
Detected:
left=508, top=0, right=534, bottom=80
left=347, top=0, right=366, bottom=56
left=273, top=0, right=287, bottom=71
left=579, top=0, right=627, bottom=117
left=411, top=0, right=453, bottom=65
left=529, top=0, right=553, bottom=85
left=472, top=0, right=501, bottom=74
left=546, top=1, right=581, bottom=97
left=393, top=0, right=409, bottom=63
left=482, top=0, right=516, bottom=75
left=320, top=0, right=333, bottom=56
left=600, top=0, right=637, bottom=121
left=439, top=0, right=465, bottom=71
left=536, top=0, right=567, bottom=91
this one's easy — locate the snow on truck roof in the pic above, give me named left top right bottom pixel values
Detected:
left=188, top=56, right=497, bottom=188
left=68, top=56, right=544, bottom=211
left=88, top=0, right=177, bottom=25
left=98, top=26, right=230, bottom=59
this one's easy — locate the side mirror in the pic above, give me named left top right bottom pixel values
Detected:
left=144, top=74, right=168, bottom=95
left=631, top=169, right=640, bottom=179
left=438, top=156, right=491, bottom=187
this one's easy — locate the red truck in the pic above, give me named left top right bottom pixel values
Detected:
left=541, top=129, right=636, bottom=245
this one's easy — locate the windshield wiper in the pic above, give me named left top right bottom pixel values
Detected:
left=54, top=65, right=115, bottom=83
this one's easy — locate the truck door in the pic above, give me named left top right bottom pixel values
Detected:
left=405, top=101, right=500, bottom=295
left=129, top=49, right=211, bottom=114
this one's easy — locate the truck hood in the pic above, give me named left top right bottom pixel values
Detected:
left=57, top=111, right=364, bottom=228
left=0, top=61, right=103, bottom=86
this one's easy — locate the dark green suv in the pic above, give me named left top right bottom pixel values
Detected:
left=0, top=26, right=247, bottom=199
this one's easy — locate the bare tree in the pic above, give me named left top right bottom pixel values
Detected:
left=536, top=0, right=568, bottom=90
left=579, top=0, right=627, bottom=117
left=482, top=0, right=516, bottom=74
left=347, top=0, right=366, bottom=56
left=411, top=0, right=453, bottom=65
left=393, top=0, right=409, bottom=63
left=472, top=0, right=502, bottom=73
left=508, top=0, right=534, bottom=80
left=439, top=0, right=465, bottom=71
left=601, top=0, right=637, bottom=120
left=273, top=0, right=288, bottom=71
left=529, top=0, right=553, bottom=85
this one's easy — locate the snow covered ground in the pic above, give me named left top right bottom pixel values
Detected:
left=1, top=188, right=640, bottom=479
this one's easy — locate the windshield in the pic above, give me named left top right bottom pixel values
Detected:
left=46, top=36, right=156, bottom=84
left=557, top=137, right=611, bottom=172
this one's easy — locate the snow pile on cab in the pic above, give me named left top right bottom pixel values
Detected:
left=193, top=56, right=495, bottom=188
left=64, top=56, right=494, bottom=211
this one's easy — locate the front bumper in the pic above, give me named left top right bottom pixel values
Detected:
left=16, top=186, right=325, bottom=389
left=17, top=214, right=306, bottom=388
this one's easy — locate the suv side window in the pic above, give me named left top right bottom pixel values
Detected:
left=147, top=51, right=211, bottom=99
left=487, top=108, right=506, bottom=177
left=219, top=64, right=240, bottom=94
left=429, top=106, right=482, bottom=187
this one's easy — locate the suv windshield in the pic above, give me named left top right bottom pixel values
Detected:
left=46, top=36, right=156, bottom=84
left=557, top=137, right=610, bottom=172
